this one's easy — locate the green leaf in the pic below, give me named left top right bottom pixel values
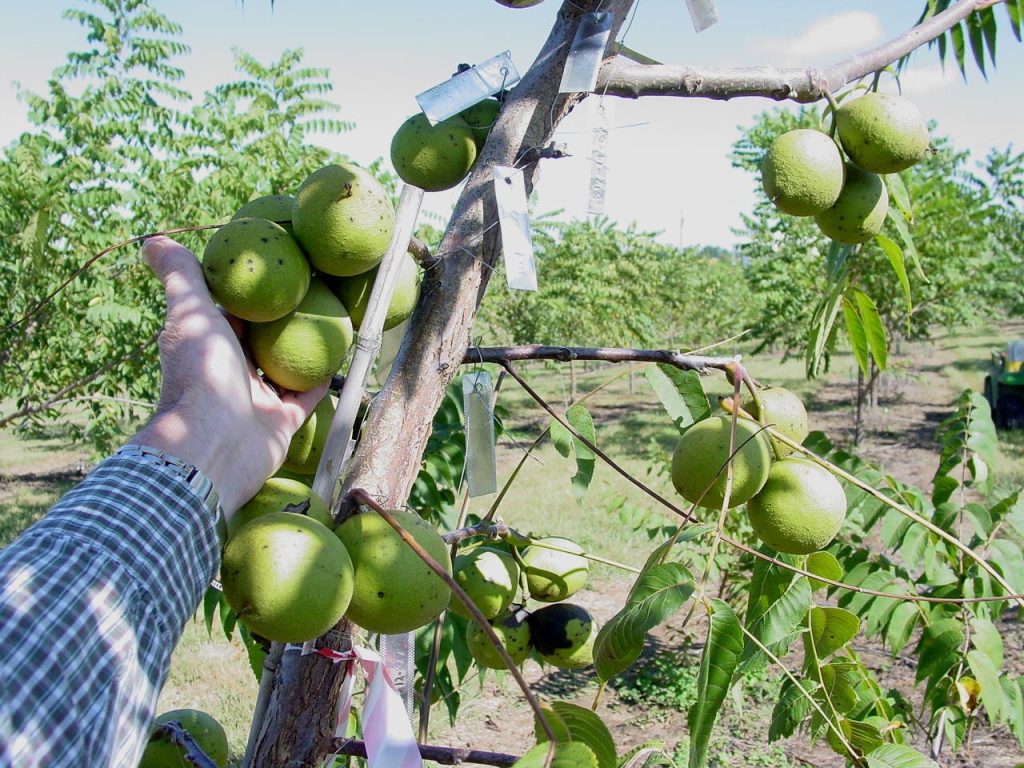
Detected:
left=515, top=742, right=599, bottom=768
left=1000, top=677, right=1024, bottom=745
left=967, top=649, right=1005, bottom=722
left=980, top=7, right=998, bottom=66
left=535, top=702, right=617, bottom=768
left=806, top=272, right=848, bottom=378
left=852, top=289, right=888, bottom=371
left=915, top=618, right=965, bottom=683
left=743, top=556, right=811, bottom=666
left=966, top=13, right=988, bottom=77
left=644, top=364, right=711, bottom=434
left=806, top=607, right=861, bottom=661
left=885, top=207, right=924, bottom=278
left=883, top=174, right=912, bottom=222
left=202, top=585, right=220, bottom=637
left=551, top=405, right=597, bottom=503
left=843, top=297, right=870, bottom=376
left=687, top=599, right=742, bottom=768
left=594, top=563, right=694, bottom=680
left=950, top=22, right=967, bottom=77
left=806, top=551, right=844, bottom=590
left=865, top=741, right=937, bottom=766
left=970, top=617, right=1003, bottom=667
left=874, top=234, right=912, bottom=311
left=768, top=678, right=816, bottom=741
left=1006, top=0, right=1022, bottom=41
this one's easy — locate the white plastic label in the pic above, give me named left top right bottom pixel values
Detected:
left=559, top=12, right=613, bottom=94
left=684, top=0, right=720, bottom=32
left=416, top=52, right=521, bottom=125
left=462, top=372, right=497, bottom=497
left=493, top=166, right=538, bottom=292
left=588, top=100, right=612, bottom=216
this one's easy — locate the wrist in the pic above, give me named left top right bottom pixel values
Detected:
left=131, top=409, right=246, bottom=514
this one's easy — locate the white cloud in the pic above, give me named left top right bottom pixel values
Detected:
left=896, top=63, right=959, bottom=94
left=759, top=11, right=884, bottom=66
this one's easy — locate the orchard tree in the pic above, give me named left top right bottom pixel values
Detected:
left=236, top=2, right=1024, bottom=766
left=4, top=2, right=1024, bottom=768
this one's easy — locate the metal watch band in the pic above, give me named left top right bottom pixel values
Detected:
left=115, top=444, right=227, bottom=545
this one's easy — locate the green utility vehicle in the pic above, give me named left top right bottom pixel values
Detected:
left=984, top=340, right=1024, bottom=428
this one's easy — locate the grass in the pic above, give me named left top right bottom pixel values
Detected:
left=3, top=322, right=1024, bottom=765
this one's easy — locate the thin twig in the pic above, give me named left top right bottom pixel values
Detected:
left=466, top=345, right=737, bottom=374
left=350, top=489, right=557, bottom=744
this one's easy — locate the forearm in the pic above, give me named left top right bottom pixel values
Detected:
left=0, top=453, right=219, bottom=766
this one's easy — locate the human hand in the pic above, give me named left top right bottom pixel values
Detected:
left=131, top=236, right=328, bottom=515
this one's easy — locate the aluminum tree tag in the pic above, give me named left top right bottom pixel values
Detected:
left=493, top=166, right=537, bottom=291
left=684, top=0, right=720, bottom=32
left=416, top=52, right=521, bottom=125
left=463, top=372, right=497, bottom=497
left=379, top=632, right=415, bottom=719
left=588, top=99, right=613, bottom=216
left=559, top=12, right=613, bottom=93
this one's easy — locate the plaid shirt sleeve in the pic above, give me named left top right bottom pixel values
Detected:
left=0, top=452, right=221, bottom=767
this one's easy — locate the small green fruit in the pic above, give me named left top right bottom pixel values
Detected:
left=528, top=603, right=597, bottom=670
left=329, top=252, right=421, bottom=332
left=249, top=278, right=354, bottom=392
left=293, top=163, right=395, bottom=277
left=740, top=386, right=809, bottom=458
left=466, top=609, right=533, bottom=669
left=390, top=113, right=477, bottom=192
left=273, top=467, right=314, bottom=484
left=202, top=217, right=310, bottom=322
left=747, top=458, right=847, bottom=555
left=458, top=98, right=501, bottom=151
left=450, top=546, right=519, bottom=620
left=814, top=164, right=888, bottom=245
left=335, top=510, right=452, bottom=634
left=521, top=537, right=589, bottom=602
left=140, top=709, right=229, bottom=768
left=232, top=477, right=332, bottom=537
left=836, top=92, right=929, bottom=173
left=232, top=194, right=297, bottom=235
left=221, top=512, right=353, bottom=643
left=761, top=129, right=845, bottom=216
left=671, top=416, right=772, bottom=510
left=284, top=393, right=336, bottom=474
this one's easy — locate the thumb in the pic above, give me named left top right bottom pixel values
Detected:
left=142, top=236, right=215, bottom=322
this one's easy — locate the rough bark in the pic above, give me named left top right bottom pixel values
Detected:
left=250, top=2, right=636, bottom=765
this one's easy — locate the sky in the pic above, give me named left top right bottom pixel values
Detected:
left=0, top=1, right=1021, bottom=248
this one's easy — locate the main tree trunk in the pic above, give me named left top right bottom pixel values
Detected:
left=250, top=2, right=635, bottom=765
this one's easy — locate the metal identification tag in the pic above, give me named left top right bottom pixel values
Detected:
left=588, top=100, right=612, bottom=216
left=493, top=166, right=538, bottom=292
left=559, top=12, right=614, bottom=93
left=462, top=371, right=498, bottom=497
left=416, top=52, right=521, bottom=125
left=684, top=0, right=720, bottom=32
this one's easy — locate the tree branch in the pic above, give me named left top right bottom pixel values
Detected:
left=331, top=738, right=519, bottom=767
left=596, top=0, right=986, bottom=102
left=464, top=344, right=739, bottom=374
left=442, top=519, right=511, bottom=546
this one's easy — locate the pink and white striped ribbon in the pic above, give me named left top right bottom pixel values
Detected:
left=318, top=646, right=423, bottom=768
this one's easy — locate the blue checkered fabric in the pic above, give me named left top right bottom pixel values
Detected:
left=0, top=453, right=220, bottom=767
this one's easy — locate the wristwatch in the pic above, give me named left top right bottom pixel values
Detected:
left=115, top=444, right=227, bottom=546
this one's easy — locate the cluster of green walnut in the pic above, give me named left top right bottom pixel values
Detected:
left=761, top=91, right=929, bottom=244
left=670, top=388, right=847, bottom=555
